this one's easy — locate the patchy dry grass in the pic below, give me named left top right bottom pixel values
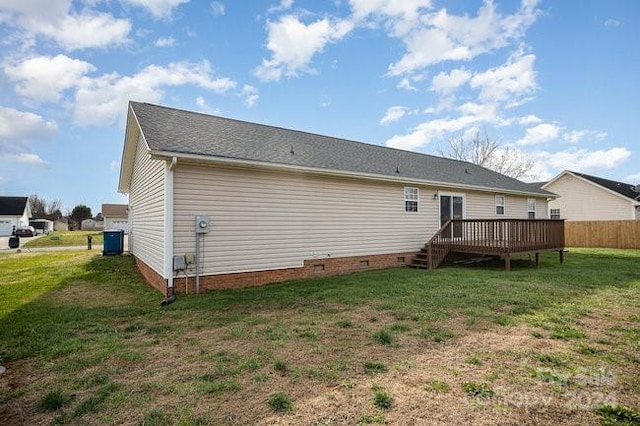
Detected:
left=22, top=231, right=103, bottom=248
left=0, top=248, right=639, bottom=425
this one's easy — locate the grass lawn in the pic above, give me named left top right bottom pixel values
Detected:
left=0, top=249, right=638, bottom=425
left=22, top=231, right=103, bottom=248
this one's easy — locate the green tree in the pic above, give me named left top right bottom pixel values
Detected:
left=70, top=205, right=92, bottom=230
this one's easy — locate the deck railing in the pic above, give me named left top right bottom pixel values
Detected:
left=427, top=219, right=565, bottom=269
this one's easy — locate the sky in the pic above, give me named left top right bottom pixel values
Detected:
left=0, top=0, right=638, bottom=215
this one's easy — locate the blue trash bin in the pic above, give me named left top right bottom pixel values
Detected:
left=103, top=229, right=124, bottom=255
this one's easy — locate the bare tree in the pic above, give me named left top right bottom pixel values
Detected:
left=438, top=131, right=535, bottom=179
left=29, top=195, right=63, bottom=220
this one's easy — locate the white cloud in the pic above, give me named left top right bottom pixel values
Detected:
left=380, top=106, right=410, bottom=125
left=469, top=49, right=536, bottom=104
left=562, top=129, right=607, bottom=144
left=239, top=85, right=259, bottom=108
left=3, top=153, right=48, bottom=168
left=385, top=114, right=479, bottom=151
left=517, top=123, right=561, bottom=146
left=110, top=160, right=119, bottom=170
left=0, top=106, right=57, bottom=142
left=531, top=147, right=631, bottom=180
left=0, top=0, right=131, bottom=50
left=254, top=15, right=354, bottom=81
left=122, top=0, right=190, bottom=18
left=349, top=0, right=433, bottom=36
left=155, top=36, right=176, bottom=47
left=626, top=172, right=640, bottom=183
left=604, top=18, right=620, bottom=28
left=195, top=96, right=216, bottom=114
left=74, top=61, right=236, bottom=125
left=0, top=1, right=131, bottom=50
left=210, top=1, right=225, bottom=16
left=268, top=0, right=294, bottom=14
left=388, top=0, right=540, bottom=75
left=517, top=114, right=542, bottom=125
left=40, top=13, right=131, bottom=50
left=4, top=54, right=96, bottom=103
left=430, top=68, right=471, bottom=95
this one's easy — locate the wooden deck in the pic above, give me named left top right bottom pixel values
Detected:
left=411, top=219, right=565, bottom=271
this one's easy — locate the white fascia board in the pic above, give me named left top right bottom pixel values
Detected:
left=149, top=149, right=553, bottom=199
left=118, top=104, right=142, bottom=194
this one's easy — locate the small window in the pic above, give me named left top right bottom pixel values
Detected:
left=360, top=260, right=370, bottom=268
left=550, top=208, right=561, bottom=219
left=495, top=195, right=505, bottom=215
left=404, top=187, right=418, bottom=212
left=527, top=198, right=536, bottom=219
left=397, top=256, right=405, bottom=264
left=313, top=264, right=325, bottom=272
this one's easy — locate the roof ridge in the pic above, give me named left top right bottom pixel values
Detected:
left=130, top=101, right=481, bottom=169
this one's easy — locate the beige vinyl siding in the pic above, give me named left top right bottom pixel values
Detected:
left=547, top=174, right=634, bottom=221
left=465, top=191, right=547, bottom=219
left=128, top=135, right=166, bottom=275
left=173, top=164, right=439, bottom=275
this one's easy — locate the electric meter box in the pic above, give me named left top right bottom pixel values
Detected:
left=195, top=215, right=210, bottom=234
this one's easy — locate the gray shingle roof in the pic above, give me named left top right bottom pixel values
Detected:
left=130, top=102, right=555, bottom=197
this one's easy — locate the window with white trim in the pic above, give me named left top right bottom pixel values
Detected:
left=404, top=187, right=418, bottom=212
left=550, top=208, right=561, bottom=219
left=527, top=198, right=536, bottom=219
left=495, top=195, right=505, bottom=215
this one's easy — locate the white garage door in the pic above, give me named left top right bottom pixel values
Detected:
left=112, top=220, right=129, bottom=233
left=0, top=220, right=14, bottom=236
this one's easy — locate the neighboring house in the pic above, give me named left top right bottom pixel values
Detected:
left=81, top=219, right=104, bottom=230
left=0, top=196, right=31, bottom=236
left=102, top=203, right=129, bottom=232
left=118, top=102, right=558, bottom=295
left=54, top=219, right=69, bottom=231
left=543, top=170, right=640, bottom=221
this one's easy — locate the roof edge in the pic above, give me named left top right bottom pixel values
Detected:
left=149, top=149, right=555, bottom=199
left=544, top=170, right=640, bottom=205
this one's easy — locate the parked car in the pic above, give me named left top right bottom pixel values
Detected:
left=14, top=226, right=36, bottom=237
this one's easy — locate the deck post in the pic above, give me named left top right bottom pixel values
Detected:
left=559, top=250, right=564, bottom=264
left=428, top=244, right=433, bottom=270
left=504, top=254, right=511, bottom=272
left=535, top=252, right=540, bottom=268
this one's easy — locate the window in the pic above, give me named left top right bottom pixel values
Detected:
left=550, top=208, right=561, bottom=219
left=404, top=187, right=418, bottom=212
left=495, top=195, right=505, bottom=215
left=527, top=198, right=536, bottom=219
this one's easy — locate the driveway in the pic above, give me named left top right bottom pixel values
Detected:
left=0, top=234, right=129, bottom=252
left=0, top=235, right=37, bottom=251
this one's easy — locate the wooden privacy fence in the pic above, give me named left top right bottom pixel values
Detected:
left=565, top=220, right=640, bottom=249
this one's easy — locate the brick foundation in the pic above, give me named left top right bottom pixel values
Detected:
left=134, top=256, right=169, bottom=295
left=134, top=252, right=416, bottom=295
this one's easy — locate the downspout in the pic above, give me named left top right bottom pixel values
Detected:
left=161, top=156, right=177, bottom=306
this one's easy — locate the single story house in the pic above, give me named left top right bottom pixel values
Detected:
left=543, top=170, right=640, bottom=221
left=102, top=203, right=129, bottom=232
left=0, top=196, right=31, bottom=236
left=119, top=102, right=561, bottom=296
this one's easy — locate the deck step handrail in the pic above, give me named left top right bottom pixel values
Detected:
left=426, top=219, right=453, bottom=269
